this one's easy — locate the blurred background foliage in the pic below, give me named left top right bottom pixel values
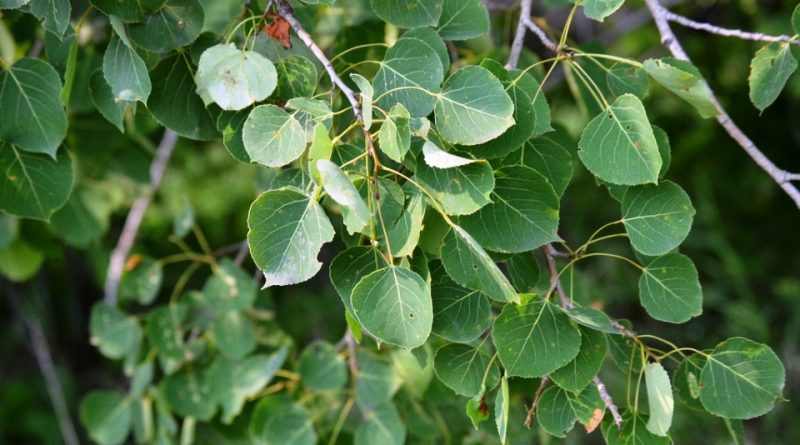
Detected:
left=1, top=0, right=798, bottom=443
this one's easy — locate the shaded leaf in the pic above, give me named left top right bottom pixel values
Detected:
left=414, top=159, right=494, bottom=216
left=430, top=262, right=491, bottom=342
left=103, top=36, right=151, bottom=103
left=242, top=104, right=306, bottom=167
left=622, top=180, right=695, bottom=256
left=748, top=42, right=798, bottom=111
left=436, top=0, right=489, bottom=40
left=639, top=253, right=703, bottom=324
left=0, top=144, right=73, bottom=221
left=128, top=0, right=204, bottom=53
left=643, top=57, right=717, bottom=118
left=369, top=0, right=443, bottom=28
left=80, top=391, right=132, bottom=445
left=250, top=395, right=317, bottom=445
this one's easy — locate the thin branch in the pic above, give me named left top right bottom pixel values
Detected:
left=593, top=376, right=624, bottom=426
left=524, top=375, right=550, bottom=429
left=344, top=328, right=359, bottom=377
left=543, top=244, right=624, bottom=428
left=644, top=0, right=800, bottom=209
left=274, top=0, right=363, bottom=123
left=664, top=10, right=799, bottom=45
left=506, top=0, right=558, bottom=70
left=5, top=282, right=80, bottom=445
left=104, top=129, right=179, bottom=306
left=525, top=18, right=558, bottom=53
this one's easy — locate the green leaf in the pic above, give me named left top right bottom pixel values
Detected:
left=243, top=105, right=306, bottom=167
left=550, top=326, right=608, bottom=392
left=602, top=411, right=670, bottom=445
left=148, top=53, right=219, bottom=140
left=369, top=0, right=443, bottom=28
left=652, top=125, right=671, bottom=178
left=195, top=44, right=277, bottom=111
left=493, top=297, right=581, bottom=377
left=351, top=266, right=432, bottom=349
left=89, top=69, right=128, bottom=132
left=430, top=262, right=491, bottom=342
left=460, top=165, right=560, bottom=253
left=356, top=351, right=401, bottom=409
left=0, top=214, right=18, bottom=248
left=29, top=0, right=71, bottom=36
left=330, top=246, right=389, bottom=314
left=583, top=0, right=624, bottom=22
left=471, top=66, right=552, bottom=159
left=80, top=391, right=132, bottom=445
left=639, top=253, right=703, bottom=324
left=0, top=144, right=74, bottom=221
left=374, top=33, right=444, bottom=118
left=436, top=0, right=489, bottom=40
left=145, top=304, right=187, bottom=365
left=103, top=36, right=151, bottom=103
left=0, top=238, right=43, bottom=282
left=699, top=337, right=785, bottom=419
left=433, top=343, right=499, bottom=397
left=355, top=403, right=406, bottom=445
left=210, top=310, right=257, bottom=360
left=119, top=256, right=162, bottom=305
left=318, top=159, right=370, bottom=234
left=495, top=376, right=509, bottom=444
left=748, top=43, right=798, bottom=111
left=401, top=27, right=450, bottom=74
left=217, top=109, right=251, bottom=162
left=379, top=103, right=411, bottom=162
left=162, top=365, right=216, bottom=420
left=0, top=58, right=67, bottom=156
left=351, top=73, right=374, bottom=128
left=508, top=136, right=573, bottom=197
left=273, top=55, right=317, bottom=101
left=566, top=305, right=620, bottom=334
left=202, top=258, right=256, bottom=312
left=308, top=123, right=333, bottom=185
left=128, top=0, right=204, bottom=53
left=622, top=180, right=695, bottom=256
left=577, top=94, right=661, bottom=185
left=422, top=140, right=477, bottom=168
left=466, top=395, right=490, bottom=429
left=435, top=66, right=515, bottom=146
left=384, top=186, right=426, bottom=257
left=90, top=0, right=166, bottom=22
left=286, top=97, right=333, bottom=142
left=49, top=185, right=108, bottom=247
left=607, top=64, right=649, bottom=99
left=645, top=362, right=673, bottom=436
left=414, top=159, right=494, bottom=215
left=643, top=57, right=717, bottom=118
left=209, top=348, right=288, bottom=424
left=440, top=225, right=518, bottom=303
left=90, top=303, right=141, bottom=360
left=537, top=386, right=604, bottom=438
left=794, top=4, right=800, bottom=34
left=248, top=188, right=335, bottom=287
left=673, top=354, right=705, bottom=411
left=298, top=340, right=348, bottom=391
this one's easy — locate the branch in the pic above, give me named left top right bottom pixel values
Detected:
left=4, top=282, right=80, bottom=445
left=104, top=129, right=178, bottom=306
left=593, top=376, right=624, bottom=426
left=524, top=375, right=550, bottom=429
left=506, top=0, right=557, bottom=69
left=644, top=0, right=800, bottom=209
left=543, top=245, right=624, bottom=428
left=664, top=10, right=800, bottom=45
left=274, top=0, right=364, bottom=123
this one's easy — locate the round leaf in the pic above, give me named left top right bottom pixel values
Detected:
left=298, top=340, right=348, bottom=391
left=436, top=0, right=489, bottom=40
left=128, top=0, right=204, bottom=53
left=434, top=65, right=514, bottom=146
left=433, top=343, right=499, bottom=397
left=80, top=391, right=132, bottom=445
left=0, top=144, right=74, bottom=221
left=577, top=94, right=661, bottom=185
left=414, top=159, right=494, bottom=216
left=243, top=105, right=306, bottom=167
left=247, top=188, right=335, bottom=287
left=622, top=180, right=695, bottom=256
left=196, top=44, right=278, bottom=111
left=430, top=263, right=491, bottom=342
left=639, top=253, right=703, bottom=324
left=351, top=266, right=432, bottom=349
left=492, top=297, right=581, bottom=378
left=355, top=403, right=406, bottom=445
left=369, top=0, right=442, bottom=28
left=699, top=337, right=785, bottom=419
left=250, top=395, right=317, bottom=445
left=90, top=303, right=141, bottom=360
left=329, top=246, right=389, bottom=314
left=550, top=326, right=608, bottom=392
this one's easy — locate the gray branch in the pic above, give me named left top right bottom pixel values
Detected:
left=645, top=0, right=800, bottom=209
left=5, top=283, right=80, bottom=445
left=275, top=0, right=364, bottom=123
left=664, top=9, right=800, bottom=45
left=104, top=129, right=179, bottom=306
left=506, top=0, right=557, bottom=69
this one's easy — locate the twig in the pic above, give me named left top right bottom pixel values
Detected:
left=525, top=18, right=558, bottom=53
left=524, top=375, right=550, bottom=428
left=4, top=282, right=80, bottom=445
left=343, top=328, right=359, bottom=377
left=644, top=0, right=800, bottom=209
left=274, top=0, right=363, bottom=123
left=542, top=245, right=624, bottom=428
left=104, top=130, right=179, bottom=306
left=507, top=0, right=559, bottom=69
left=663, top=9, right=799, bottom=45
left=593, top=376, right=623, bottom=426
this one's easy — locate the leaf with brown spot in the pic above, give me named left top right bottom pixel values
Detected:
left=583, top=408, right=604, bottom=433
